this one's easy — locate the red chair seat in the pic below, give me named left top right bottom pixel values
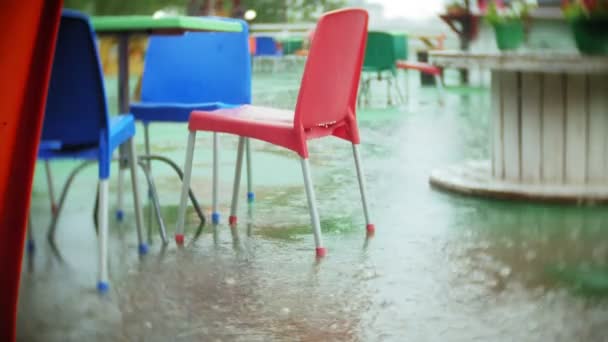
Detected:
left=395, top=60, right=441, bottom=76
left=189, top=105, right=307, bottom=155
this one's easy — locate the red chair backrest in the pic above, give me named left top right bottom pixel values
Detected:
left=0, top=2, right=62, bottom=340
left=294, top=8, right=368, bottom=130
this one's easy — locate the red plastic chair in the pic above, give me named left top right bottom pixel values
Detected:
left=175, top=8, right=374, bottom=257
left=0, top=1, right=62, bottom=340
left=395, top=60, right=444, bottom=104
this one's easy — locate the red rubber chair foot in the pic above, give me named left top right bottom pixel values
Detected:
left=229, top=215, right=237, bottom=225
left=175, top=234, right=185, bottom=245
left=316, top=247, right=327, bottom=257
left=366, top=224, right=375, bottom=233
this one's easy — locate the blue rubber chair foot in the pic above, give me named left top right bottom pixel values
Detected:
left=116, top=210, right=124, bottom=221
left=97, top=281, right=110, bottom=293
left=212, top=212, right=220, bottom=224
left=26, top=240, right=35, bottom=254
left=138, top=243, right=149, bottom=255
left=247, top=192, right=255, bottom=203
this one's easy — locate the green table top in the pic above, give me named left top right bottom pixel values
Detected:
left=91, top=15, right=242, bottom=35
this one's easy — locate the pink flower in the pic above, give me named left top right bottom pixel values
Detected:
left=581, top=0, right=598, bottom=11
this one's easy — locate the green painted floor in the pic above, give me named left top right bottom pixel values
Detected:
left=19, top=68, right=608, bottom=341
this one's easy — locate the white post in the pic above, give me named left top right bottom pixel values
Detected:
left=97, top=179, right=109, bottom=293
left=300, top=158, right=325, bottom=257
left=175, top=131, right=197, bottom=244
left=230, top=137, right=245, bottom=225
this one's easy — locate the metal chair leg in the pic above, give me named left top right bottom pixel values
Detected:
left=212, top=132, right=220, bottom=225
left=137, top=160, right=168, bottom=244
left=364, top=79, right=371, bottom=105
left=300, top=158, right=325, bottom=257
left=403, top=69, right=410, bottom=104
left=246, top=138, right=254, bottom=203
left=434, top=74, right=445, bottom=105
left=47, top=161, right=95, bottom=244
left=229, top=137, right=245, bottom=226
left=393, top=72, right=406, bottom=104
left=386, top=75, right=393, bottom=106
left=127, top=139, right=147, bottom=255
left=137, top=154, right=205, bottom=226
left=143, top=123, right=154, bottom=243
left=44, top=161, right=58, bottom=215
left=27, top=212, right=35, bottom=254
left=175, top=131, right=197, bottom=245
left=352, top=144, right=374, bottom=234
left=116, top=167, right=125, bottom=221
left=97, top=178, right=110, bottom=293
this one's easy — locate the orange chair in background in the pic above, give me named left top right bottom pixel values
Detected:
left=249, top=35, right=256, bottom=56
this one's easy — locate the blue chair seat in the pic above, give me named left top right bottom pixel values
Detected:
left=130, top=102, right=238, bottom=123
left=38, top=115, right=135, bottom=160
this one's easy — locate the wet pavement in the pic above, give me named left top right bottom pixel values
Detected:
left=18, top=69, right=608, bottom=341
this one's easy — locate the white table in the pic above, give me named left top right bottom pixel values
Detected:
left=430, top=51, right=608, bottom=203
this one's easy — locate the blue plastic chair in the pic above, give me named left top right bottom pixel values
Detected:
left=131, top=19, right=252, bottom=123
left=254, top=36, right=281, bottom=56
left=129, top=19, right=255, bottom=224
left=253, top=36, right=283, bottom=72
left=38, top=9, right=146, bottom=293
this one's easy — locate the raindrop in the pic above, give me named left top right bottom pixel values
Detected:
left=224, top=277, right=236, bottom=286
left=499, top=267, right=511, bottom=278
left=145, top=321, right=152, bottom=329
left=281, top=307, right=290, bottom=315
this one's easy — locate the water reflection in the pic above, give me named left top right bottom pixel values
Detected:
left=18, top=71, right=608, bottom=341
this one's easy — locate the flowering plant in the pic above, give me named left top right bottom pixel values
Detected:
left=562, top=0, right=608, bottom=20
left=485, top=0, right=537, bottom=24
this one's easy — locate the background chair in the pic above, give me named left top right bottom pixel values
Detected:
left=393, top=33, right=444, bottom=104
left=278, top=36, right=306, bottom=69
left=175, top=8, right=374, bottom=256
left=129, top=19, right=254, bottom=227
left=36, top=10, right=146, bottom=293
left=360, top=31, right=443, bottom=106
left=253, top=36, right=282, bottom=72
left=360, top=31, right=404, bottom=106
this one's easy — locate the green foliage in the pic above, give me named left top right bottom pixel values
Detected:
left=445, top=0, right=467, bottom=10
left=63, top=0, right=190, bottom=15
left=485, top=0, right=537, bottom=25
left=242, top=0, right=346, bottom=22
left=63, top=0, right=346, bottom=22
left=563, top=0, right=608, bottom=21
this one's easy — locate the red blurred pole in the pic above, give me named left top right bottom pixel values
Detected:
left=0, top=0, right=63, bottom=340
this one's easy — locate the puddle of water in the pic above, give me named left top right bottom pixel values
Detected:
left=19, top=70, right=608, bottom=341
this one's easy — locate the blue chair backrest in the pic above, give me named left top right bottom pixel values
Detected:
left=255, top=36, right=279, bottom=56
left=42, top=10, right=109, bottom=148
left=141, top=19, right=251, bottom=105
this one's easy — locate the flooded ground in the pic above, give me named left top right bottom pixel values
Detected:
left=18, top=68, right=608, bottom=341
